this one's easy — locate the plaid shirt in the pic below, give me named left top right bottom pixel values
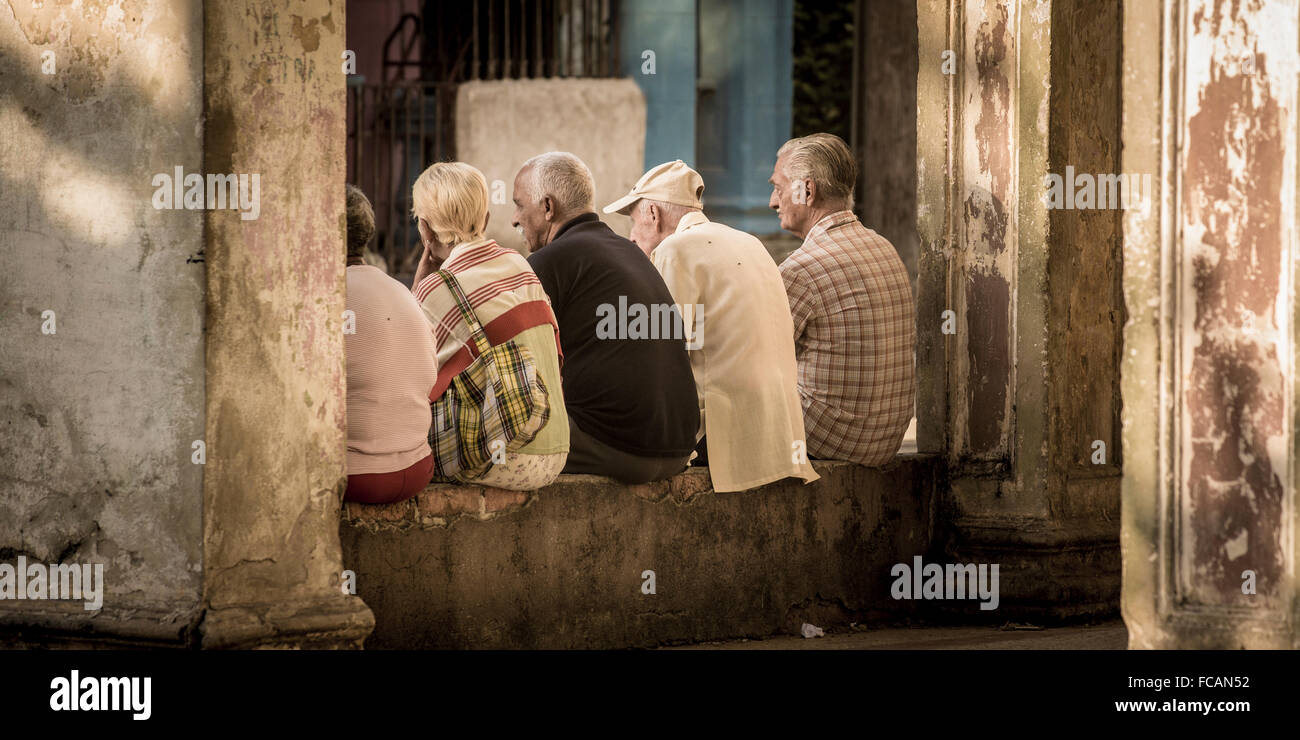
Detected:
left=779, top=211, right=915, bottom=464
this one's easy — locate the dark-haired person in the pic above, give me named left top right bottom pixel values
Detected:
left=769, top=134, right=915, bottom=465
left=343, top=184, right=439, bottom=504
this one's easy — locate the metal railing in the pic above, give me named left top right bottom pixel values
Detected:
left=347, top=0, right=621, bottom=278
left=347, top=80, right=456, bottom=277
left=467, top=0, right=619, bottom=80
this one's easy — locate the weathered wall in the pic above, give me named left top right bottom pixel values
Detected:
left=917, top=0, right=1120, bottom=619
left=199, top=0, right=372, bottom=648
left=1044, top=0, right=1123, bottom=559
left=0, top=0, right=206, bottom=642
left=455, top=78, right=646, bottom=253
left=342, top=461, right=940, bottom=649
left=858, top=0, right=919, bottom=286
left=1122, top=0, right=1299, bottom=648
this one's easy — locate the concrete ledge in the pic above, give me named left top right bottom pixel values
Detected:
left=0, top=602, right=201, bottom=649
left=0, top=597, right=375, bottom=650
left=341, top=456, right=939, bottom=649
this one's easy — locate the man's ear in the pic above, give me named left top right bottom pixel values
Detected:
left=803, top=178, right=817, bottom=207
left=542, top=195, right=556, bottom=222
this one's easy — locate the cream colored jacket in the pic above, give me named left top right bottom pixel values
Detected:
left=651, top=211, right=820, bottom=492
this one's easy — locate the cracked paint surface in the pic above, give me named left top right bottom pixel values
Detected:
left=961, top=0, right=1015, bottom=457
left=1179, top=0, right=1296, bottom=606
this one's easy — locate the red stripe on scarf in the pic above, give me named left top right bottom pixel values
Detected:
left=428, top=299, right=563, bottom=401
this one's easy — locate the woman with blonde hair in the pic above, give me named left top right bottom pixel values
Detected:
left=410, top=161, right=568, bottom=490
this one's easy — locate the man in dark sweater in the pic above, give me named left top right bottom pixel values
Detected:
left=513, top=152, right=699, bottom=483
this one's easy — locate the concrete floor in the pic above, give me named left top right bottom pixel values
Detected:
left=666, top=620, right=1128, bottom=650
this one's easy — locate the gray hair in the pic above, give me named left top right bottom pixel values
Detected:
left=637, top=198, right=697, bottom=228
left=521, top=151, right=595, bottom=214
left=777, top=133, right=857, bottom=206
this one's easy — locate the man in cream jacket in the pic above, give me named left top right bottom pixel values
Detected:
left=603, top=160, right=819, bottom=492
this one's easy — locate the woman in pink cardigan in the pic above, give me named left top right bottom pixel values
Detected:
left=343, top=184, right=439, bottom=504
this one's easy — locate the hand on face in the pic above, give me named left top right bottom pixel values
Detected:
left=417, top=218, right=449, bottom=266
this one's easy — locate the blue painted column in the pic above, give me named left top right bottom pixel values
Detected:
left=619, top=0, right=698, bottom=170
left=696, top=0, right=792, bottom=236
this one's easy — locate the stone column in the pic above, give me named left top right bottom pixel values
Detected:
left=916, top=0, right=1123, bottom=618
left=0, top=0, right=370, bottom=648
left=1121, top=0, right=1299, bottom=648
left=199, top=0, right=372, bottom=648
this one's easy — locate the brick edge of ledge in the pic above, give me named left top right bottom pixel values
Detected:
left=341, top=457, right=925, bottom=526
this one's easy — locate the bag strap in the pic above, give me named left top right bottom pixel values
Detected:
left=437, top=269, right=493, bottom=358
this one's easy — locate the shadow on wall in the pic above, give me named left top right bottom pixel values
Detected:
left=0, top=2, right=207, bottom=628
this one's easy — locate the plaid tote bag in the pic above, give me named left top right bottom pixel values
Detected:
left=427, top=269, right=551, bottom=482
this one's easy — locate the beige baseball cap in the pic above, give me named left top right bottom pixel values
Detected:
left=602, top=160, right=705, bottom=215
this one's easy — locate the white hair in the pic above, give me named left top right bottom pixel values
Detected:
left=521, top=151, right=595, bottom=214
left=636, top=198, right=696, bottom=228
left=777, top=133, right=857, bottom=206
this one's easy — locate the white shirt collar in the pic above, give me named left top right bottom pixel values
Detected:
left=674, top=210, right=709, bottom=234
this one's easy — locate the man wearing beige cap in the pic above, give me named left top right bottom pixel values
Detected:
left=604, top=160, right=819, bottom=492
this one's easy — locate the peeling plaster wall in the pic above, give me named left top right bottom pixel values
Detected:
left=0, top=0, right=205, bottom=638
left=1048, top=0, right=1123, bottom=470
left=915, top=0, right=950, bottom=456
left=1177, top=0, right=1295, bottom=610
left=959, top=0, right=1017, bottom=460
left=917, top=0, right=1119, bottom=618
left=1122, top=0, right=1299, bottom=648
left=200, top=0, right=371, bottom=646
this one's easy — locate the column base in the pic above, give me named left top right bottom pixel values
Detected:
left=197, top=595, right=374, bottom=649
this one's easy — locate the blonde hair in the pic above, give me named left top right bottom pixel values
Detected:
left=777, top=133, right=857, bottom=207
left=411, top=161, right=490, bottom=246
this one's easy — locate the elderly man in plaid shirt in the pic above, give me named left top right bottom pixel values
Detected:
left=768, top=133, right=915, bottom=465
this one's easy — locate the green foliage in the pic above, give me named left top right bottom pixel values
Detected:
left=792, top=0, right=855, bottom=141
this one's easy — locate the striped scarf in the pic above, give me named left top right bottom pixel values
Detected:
left=414, top=239, right=562, bottom=400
